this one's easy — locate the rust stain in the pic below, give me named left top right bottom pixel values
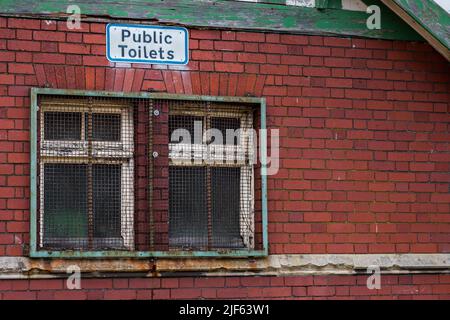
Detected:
left=27, top=258, right=155, bottom=274
left=22, top=257, right=269, bottom=275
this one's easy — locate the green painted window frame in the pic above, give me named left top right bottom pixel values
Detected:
left=30, top=87, right=268, bottom=258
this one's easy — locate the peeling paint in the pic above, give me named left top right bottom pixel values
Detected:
left=0, top=0, right=423, bottom=41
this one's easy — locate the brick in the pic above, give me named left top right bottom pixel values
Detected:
left=190, top=30, right=221, bottom=40
left=8, top=18, right=41, bottom=29
left=6, top=221, right=28, bottom=232
left=307, top=287, right=335, bottom=297
left=29, top=280, right=63, bottom=290
left=325, top=118, right=353, bottom=128
left=0, top=51, right=15, bottom=61
left=59, top=43, right=90, bottom=54
left=170, top=288, right=202, bottom=299
left=104, top=290, right=137, bottom=300
left=214, top=62, right=243, bottom=73
left=0, top=234, right=14, bottom=244
left=260, top=64, right=289, bottom=75
left=53, top=291, right=88, bottom=300
left=8, top=63, right=34, bottom=74
left=303, top=46, right=331, bottom=56
left=7, top=40, right=40, bottom=51
left=83, top=34, right=105, bottom=44
left=323, top=37, right=351, bottom=47
left=0, top=28, right=15, bottom=39
left=236, top=32, right=265, bottom=42
left=262, top=287, right=292, bottom=297
left=280, top=34, right=308, bottom=45
left=3, top=291, right=36, bottom=300
left=33, top=53, right=65, bottom=64
left=304, top=191, right=332, bottom=201
left=0, top=74, right=14, bottom=84
left=83, top=55, right=109, bottom=66
left=33, top=31, right=65, bottom=42
left=259, top=43, right=288, bottom=54
left=194, top=278, right=225, bottom=288
left=214, top=41, right=243, bottom=51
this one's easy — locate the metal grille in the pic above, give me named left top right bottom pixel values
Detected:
left=36, top=93, right=260, bottom=254
left=167, top=100, right=255, bottom=250
left=38, top=95, right=136, bottom=251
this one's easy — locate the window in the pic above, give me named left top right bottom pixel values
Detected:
left=168, top=102, right=255, bottom=250
left=38, top=96, right=134, bottom=250
left=31, top=88, right=267, bottom=258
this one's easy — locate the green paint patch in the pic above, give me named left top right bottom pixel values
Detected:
left=0, top=0, right=423, bottom=41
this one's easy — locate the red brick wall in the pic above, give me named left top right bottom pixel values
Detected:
left=0, top=17, right=449, bottom=299
left=0, top=274, right=449, bottom=300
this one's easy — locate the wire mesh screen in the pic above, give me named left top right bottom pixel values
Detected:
left=165, top=100, right=257, bottom=250
left=36, top=94, right=260, bottom=253
left=37, top=95, right=137, bottom=251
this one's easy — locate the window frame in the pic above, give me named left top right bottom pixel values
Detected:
left=38, top=101, right=135, bottom=250
left=30, top=88, right=268, bottom=259
left=168, top=106, right=255, bottom=250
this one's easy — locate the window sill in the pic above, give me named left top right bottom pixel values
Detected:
left=4, top=254, right=450, bottom=279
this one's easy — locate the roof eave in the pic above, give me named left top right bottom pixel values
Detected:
left=381, top=0, right=450, bottom=61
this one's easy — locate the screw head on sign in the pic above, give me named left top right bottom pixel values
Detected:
left=152, top=151, right=159, bottom=158
left=153, top=109, right=160, bottom=116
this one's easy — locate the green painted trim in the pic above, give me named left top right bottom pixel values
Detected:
left=29, top=88, right=269, bottom=259
left=256, top=0, right=287, bottom=5
left=326, top=0, right=342, bottom=9
left=31, top=88, right=263, bottom=104
left=315, top=0, right=329, bottom=9
left=29, top=249, right=267, bottom=259
left=393, top=0, right=450, bottom=50
left=0, top=0, right=422, bottom=41
left=29, top=88, right=38, bottom=257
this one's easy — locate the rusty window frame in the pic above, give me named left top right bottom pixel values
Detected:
left=30, top=88, right=268, bottom=259
left=37, top=96, right=135, bottom=251
left=168, top=103, right=255, bottom=250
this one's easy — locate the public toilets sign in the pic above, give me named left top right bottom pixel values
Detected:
left=106, top=23, right=189, bottom=65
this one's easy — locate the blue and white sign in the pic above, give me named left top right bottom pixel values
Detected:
left=106, top=23, right=188, bottom=65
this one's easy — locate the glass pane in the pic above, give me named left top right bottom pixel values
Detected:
left=44, top=112, right=82, bottom=141
left=43, top=164, right=88, bottom=248
left=169, top=166, right=208, bottom=248
left=211, top=167, right=243, bottom=248
left=211, top=117, right=240, bottom=145
left=86, top=113, right=121, bottom=141
left=169, top=115, right=203, bottom=144
left=93, top=164, right=122, bottom=243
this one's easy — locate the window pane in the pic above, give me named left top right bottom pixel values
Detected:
left=86, top=113, right=121, bottom=141
left=93, top=164, right=122, bottom=246
left=44, top=112, right=82, bottom=141
left=43, top=163, right=124, bottom=249
left=211, top=167, right=243, bottom=248
left=169, top=115, right=203, bottom=144
left=169, top=166, right=208, bottom=248
left=43, top=163, right=88, bottom=248
left=169, top=166, right=243, bottom=249
left=211, top=117, right=240, bottom=145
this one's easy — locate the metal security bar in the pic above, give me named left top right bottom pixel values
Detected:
left=30, top=88, right=267, bottom=258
